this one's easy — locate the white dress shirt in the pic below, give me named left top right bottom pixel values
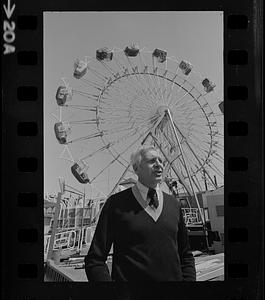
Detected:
left=132, top=181, right=163, bottom=222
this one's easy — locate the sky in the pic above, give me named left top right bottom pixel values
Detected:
left=44, top=11, right=223, bottom=198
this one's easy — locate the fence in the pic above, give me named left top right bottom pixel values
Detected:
left=44, top=225, right=96, bottom=256
left=182, top=208, right=204, bottom=225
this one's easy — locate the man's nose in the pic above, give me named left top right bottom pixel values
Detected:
left=154, top=159, right=163, bottom=168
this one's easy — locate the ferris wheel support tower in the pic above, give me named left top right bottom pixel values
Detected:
left=107, top=106, right=206, bottom=225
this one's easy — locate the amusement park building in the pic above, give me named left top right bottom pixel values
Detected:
left=44, top=196, right=105, bottom=235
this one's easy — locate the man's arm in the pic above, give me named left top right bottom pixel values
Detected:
left=84, top=197, right=114, bottom=281
left=177, top=205, right=196, bottom=281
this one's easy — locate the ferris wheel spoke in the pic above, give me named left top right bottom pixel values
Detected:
left=193, top=172, right=205, bottom=191
left=102, top=86, right=139, bottom=107
left=174, top=93, right=201, bottom=109
left=80, top=78, right=104, bottom=90
left=59, top=106, right=62, bottom=122
left=160, top=71, right=170, bottom=101
left=69, top=119, right=99, bottom=125
left=103, top=121, right=142, bottom=133
left=50, top=112, right=61, bottom=122
left=172, top=148, right=194, bottom=179
left=126, top=53, right=157, bottom=97
left=140, top=72, right=166, bottom=105
left=206, top=162, right=223, bottom=179
left=67, top=131, right=104, bottom=144
left=166, top=71, right=187, bottom=105
left=107, top=162, right=133, bottom=198
left=100, top=106, right=153, bottom=125
left=171, top=88, right=196, bottom=108
left=151, top=58, right=166, bottom=104
left=148, top=70, right=166, bottom=104
left=215, top=144, right=224, bottom=152
left=104, top=81, right=155, bottom=112
left=159, top=61, right=170, bottom=103
left=156, top=72, right=167, bottom=104
left=190, top=173, right=203, bottom=192
left=101, top=108, right=152, bottom=123
left=164, top=70, right=179, bottom=103
left=88, top=66, right=109, bottom=81
left=100, top=93, right=159, bottom=128
left=211, top=159, right=224, bottom=173
left=211, top=153, right=224, bottom=165
left=168, top=112, right=211, bottom=188
left=140, top=72, right=163, bottom=105
left=193, top=159, right=218, bottom=187
left=107, top=71, right=158, bottom=109
left=65, top=105, right=97, bottom=112
left=73, top=82, right=102, bottom=94
left=86, top=66, right=109, bottom=83
left=79, top=143, right=113, bottom=161
left=89, top=155, right=122, bottom=183
left=123, top=68, right=161, bottom=106
left=90, top=126, right=154, bottom=183
left=113, top=55, right=127, bottom=72
left=72, top=89, right=99, bottom=101
left=167, top=81, right=188, bottom=106
left=138, top=53, right=164, bottom=103
left=103, top=115, right=155, bottom=138
left=59, top=145, right=75, bottom=162
left=114, top=55, right=160, bottom=105
left=154, top=71, right=169, bottom=105
left=136, top=72, right=162, bottom=106
left=100, top=60, right=119, bottom=78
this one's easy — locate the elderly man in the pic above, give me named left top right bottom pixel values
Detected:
left=85, top=147, right=196, bottom=281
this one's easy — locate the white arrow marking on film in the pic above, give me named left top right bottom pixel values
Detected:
left=3, top=0, right=15, bottom=19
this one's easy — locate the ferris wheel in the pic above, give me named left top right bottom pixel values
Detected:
left=53, top=44, right=224, bottom=199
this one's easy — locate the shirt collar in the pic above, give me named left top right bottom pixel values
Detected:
left=136, top=180, right=160, bottom=202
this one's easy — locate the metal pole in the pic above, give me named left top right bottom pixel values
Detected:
left=204, top=170, right=208, bottom=191
left=150, top=133, right=193, bottom=196
left=91, top=163, right=132, bottom=224
left=107, top=112, right=168, bottom=199
left=47, top=192, right=62, bottom=260
left=166, top=109, right=205, bottom=225
left=214, top=175, right=218, bottom=187
left=107, top=163, right=132, bottom=198
left=167, top=109, right=209, bottom=249
left=78, top=188, right=86, bottom=254
left=172, top=120, right=217, bottom=189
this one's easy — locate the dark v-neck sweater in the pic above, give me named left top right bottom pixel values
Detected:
left=85, top=187, right=196, bottom=281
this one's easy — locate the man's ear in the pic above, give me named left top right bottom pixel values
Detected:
left=133, top=163, right=141, bottom=175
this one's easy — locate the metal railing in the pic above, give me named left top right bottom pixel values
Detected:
left=44, top=225, right=96, bottom=256
left=182, top=208, right=204, bottom=226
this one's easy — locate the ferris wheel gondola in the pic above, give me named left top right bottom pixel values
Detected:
left=53, top=44, right=224, bottom=198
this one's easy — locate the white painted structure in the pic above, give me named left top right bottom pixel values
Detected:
left=202, top=187, right=224, bottom=253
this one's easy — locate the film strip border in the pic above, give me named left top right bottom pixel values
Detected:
left=2, top=4, right=263, bottom=300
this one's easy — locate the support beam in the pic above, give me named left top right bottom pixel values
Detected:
left=173, top=120, right=218, bottom=189
left=47, top=192, right=62, bottom=260
left=166, top=109, right=205, bottom=225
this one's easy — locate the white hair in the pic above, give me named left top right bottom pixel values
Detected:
left=130, top=146, right=160, bottom=172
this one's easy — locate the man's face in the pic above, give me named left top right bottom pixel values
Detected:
left=136, top=149, right=164, bottom=188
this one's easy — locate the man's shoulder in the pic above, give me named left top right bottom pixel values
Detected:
left=108, top=187, right=133, bottom=202
left=112, top=187, right=133, bottom=197
left=162, top=192, right=181, bottom=208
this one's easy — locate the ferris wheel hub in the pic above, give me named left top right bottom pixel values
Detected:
left=157, top=105, right=171, bottom=117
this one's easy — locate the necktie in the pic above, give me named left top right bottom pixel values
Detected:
left=147, top=188, right=159, bottom=209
